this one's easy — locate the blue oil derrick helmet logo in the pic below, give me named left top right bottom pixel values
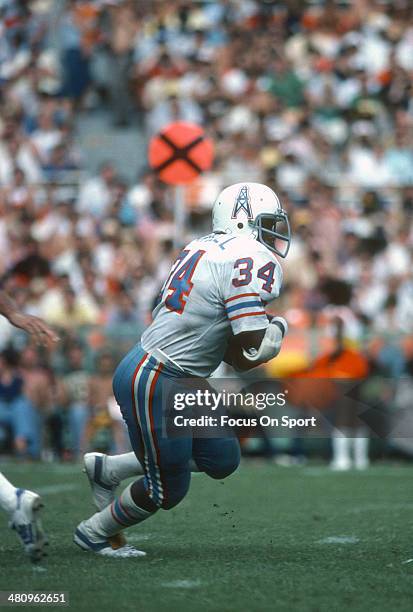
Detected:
left=231, top=185, right=253, bottom=220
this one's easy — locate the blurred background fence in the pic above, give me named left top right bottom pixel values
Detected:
left=1, top=322, right=412, bottom=462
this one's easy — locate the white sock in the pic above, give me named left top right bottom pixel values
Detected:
left=331, top=430, right=351, bottom=467
left=353, top=434, right=369, bottom=469
left=0, top=472, right=17, bottom=513
left=106, top=453, right=143, bottom=483
left=104, top=453, right=199, bottom=485
left=86, top=483, right=154, bottom=539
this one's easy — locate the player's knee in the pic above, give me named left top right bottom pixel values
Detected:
left=201, top=451, right=241, bottom=479
left=146, top=465, right=191, bottom=510
left=160, top=491, right=186, bottom=510
left=196, top=440, right=241, bottom=479
left=206, top=455, right=240, bottom=480
left=159, top=480, right=190, bottom=510
left=157, top=467, right=191, bottom=510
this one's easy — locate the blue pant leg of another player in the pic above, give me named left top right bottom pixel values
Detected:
left=9, top=396, right=41, bottom=458
left=0, top=399, right=13, bottom=434
left=192, top=436, right=241, bottom=480
left=68, top=402, right=88, bottom=459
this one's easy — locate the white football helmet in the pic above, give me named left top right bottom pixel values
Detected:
left=212, top=182, right=291, bottom=258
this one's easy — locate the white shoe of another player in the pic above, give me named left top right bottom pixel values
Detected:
left=74, top=521, right=146, bottom=558
left=9, top=489, right=48, bottom=563
left=83, top=453, right=119, bottom=510
left=330, top=458, right=352, bottom=471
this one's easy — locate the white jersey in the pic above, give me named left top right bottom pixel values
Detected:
left=141, top=232, right=283, bottom=377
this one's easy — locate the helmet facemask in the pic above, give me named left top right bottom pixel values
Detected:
left=251, top=211, right=291, bottom=258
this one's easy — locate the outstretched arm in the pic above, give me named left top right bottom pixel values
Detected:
left=0, top=290, right=59, bottom=347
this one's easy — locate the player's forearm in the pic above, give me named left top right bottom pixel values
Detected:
left=227, top=318, right=288, bottom=371
left=224, top=328, right=267, bottom=371
left=0, top=291, right=58, bottom=345
left=0, top=290, right=19, bottom=322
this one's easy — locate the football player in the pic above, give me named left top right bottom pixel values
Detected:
left=74, top=183, right=291, bottom=557
left=0, top=290, right=58, bottom=561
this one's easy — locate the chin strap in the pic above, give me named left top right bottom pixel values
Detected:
left=242, top=317, right=288, bottom=363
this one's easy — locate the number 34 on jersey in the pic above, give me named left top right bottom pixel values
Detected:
left=162, top=235, right=282, bottom=315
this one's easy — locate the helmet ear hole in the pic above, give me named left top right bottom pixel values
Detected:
left=237, top=222, right=244, bottom=229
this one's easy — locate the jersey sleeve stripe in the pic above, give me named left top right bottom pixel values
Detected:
left=229, top=311, right=266, bottom=322
left=224, top=292, right=260, bottom=303
left=226, top=300, right=263, bottom=314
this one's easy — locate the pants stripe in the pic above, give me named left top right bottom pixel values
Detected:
left=142, top=363, right=164, bottom=504
left=138, top=360, right=157, bottom=500
left=131, top=354, right=153, bottom=497
left=146, top=364, right=164, bottom=504
left=132, top=355, right=165, bottom=505
left=130, top=351, right=149, bottom=440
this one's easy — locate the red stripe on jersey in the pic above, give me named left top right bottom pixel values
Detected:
left=224, top=292, right=260, bottom=304
left=229, top=311, right=266, bottom=322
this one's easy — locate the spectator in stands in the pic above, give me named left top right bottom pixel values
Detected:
left=85, top=350, right=127, bottom=453
left=104, top=0, right=139, bottom=127
left=106, top=289, right=140, bottom=326
left=0, top=348, right=39, bottom=458
left=44, top=287, right=99, bottom=330
left=20, top=345, right=54, bottom=457
left=76, top=161, right=118, bottom=218
left=58, top=0, right=95, bottom=103
left=60, top=343, right=90, bottom=459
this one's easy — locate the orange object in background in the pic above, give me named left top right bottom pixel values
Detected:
left=300, top=347, right=369, bottom=380
left=284, top=317, right=369, bottom=411
left=148, top=122, right=214, bottom=185
left=283, top=347, right=369, bottom=412
left=72, top=2, right=101, bottom=51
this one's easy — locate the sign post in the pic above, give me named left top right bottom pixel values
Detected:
left=173, top=185, right=186, bottom=248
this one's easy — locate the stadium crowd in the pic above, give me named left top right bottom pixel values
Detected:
left=0, top=0, right=413, bottom=460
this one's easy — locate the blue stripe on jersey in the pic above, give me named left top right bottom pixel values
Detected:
left=226, top=300, right=263, bottom=314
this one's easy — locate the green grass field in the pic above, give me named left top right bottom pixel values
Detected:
left=1, top=461, right=413, bottom=612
